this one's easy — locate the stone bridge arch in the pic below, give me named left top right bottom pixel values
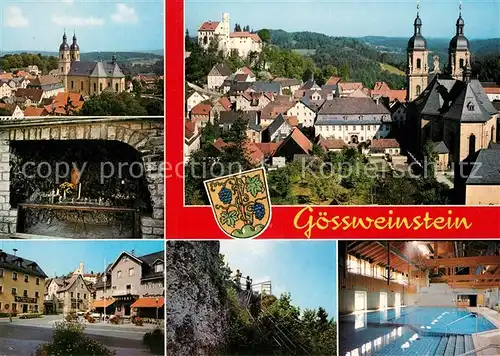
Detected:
left=0, top=116, right=164, bottom=238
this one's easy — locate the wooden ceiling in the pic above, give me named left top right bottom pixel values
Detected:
left=347, top=241, right=500, bottom=288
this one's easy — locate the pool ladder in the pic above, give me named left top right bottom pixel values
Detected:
left=444, top=313, right=475, bottom=336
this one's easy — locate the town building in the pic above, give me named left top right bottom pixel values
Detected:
left=185, top=120, right=201, bottom=164
left=186, top=91, right=209, bottom=113
left=44, top=274, right=92, bottom=315
left=0, top=249, right=47, bottom=315
left=285, top=99, right=317, bottom=127
left=57, top=31, right=126, bottom=96
left=198, top=13, right=262, bottom=58
left=314, top=97, right=392, bottom=144
left=92, top=250, right=164, bottom=319
left=27, top=75, right=65, bottom=99
left=208, top=64, right=232, bottom=91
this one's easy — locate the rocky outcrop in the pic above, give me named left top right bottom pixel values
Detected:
left=166, top=241, right=229, bottom=356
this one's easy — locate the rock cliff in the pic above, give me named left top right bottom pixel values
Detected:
left=166, top=241, right=229, bottom=355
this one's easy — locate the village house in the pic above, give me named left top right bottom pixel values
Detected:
left=272, top=78, right=301, bottom=95
left=219, top=111, right=257, bottom=131
left=14, top=88, right=43, bottom=107
left=337, top=82, right=364, bottom=97
left=260, top=100, right=295, bottom=127
left=184, top=120, right=201, bottom=164
left=27, top=75, right=65, bottom=99
left=0, top=103, right=24, bottom=118
left=368, top=138, right=401, bottom=156
left=235, top=92, right=272, bottom=111
left=481, top=82, right=500, bottom=102
left=235, top=66, right=256, bottom=81
left=44, top=274, right=92, bottom=315
left=0, top=81, right=13, bottom=99
left=0, top=249, right=47, bottom=315
left=208, top=63, right=232, bottom=91
left=316, top=136, right=348, bottom=152
left=92, top=250, right=164, bottom=319
left=190, top=102, right=213, bottom=127
left=285, top=98, right=317, bottom=127
left=23, top=106, right=47, bottom=117
left=432, top=141, right=450, bottom=171
left=186, top=91, right=209, bottom=113
left=272, top=128, right=313, bottom=162
left=262, top=114, right=294, bottom=142
left=315, top=97, right=392, bottom=144
left=211, top=97, right=232, bottom=118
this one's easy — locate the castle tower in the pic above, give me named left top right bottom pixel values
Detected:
left=221, top=13, right=231, bottom=55
left=406, top=3, right=429, bottom=101
left=70, top=31, right=81, bottom=62
left=448, top=2, right=470, bottom=80
left=58, top=31, right=71, bottom=90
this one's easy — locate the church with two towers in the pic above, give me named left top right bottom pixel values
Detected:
left=57, top=31, right=126, bottom=97
left=404, top=4, right=499, bottom=204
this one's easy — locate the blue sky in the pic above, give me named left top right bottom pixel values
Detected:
left=220, top=240, right=337, bottom=319
left=1, top=0, right=164, bottom=52
left=0, top=240, right=164, bottom=278
left=186, top=0, right=500, bottom=39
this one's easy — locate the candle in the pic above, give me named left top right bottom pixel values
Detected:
left=78, top=184, right=81, bottom=200
left=63, top=190, right=66, bottom=200
left=56, top=188, right=60, bottom=196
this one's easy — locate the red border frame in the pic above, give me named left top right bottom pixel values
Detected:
left=165, top=0, right=500, bottom=239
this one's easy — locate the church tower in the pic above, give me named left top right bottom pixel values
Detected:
left=406, top=3, right=429, bottom=102
left=58, top=31, right=71, bottom=90
left=70, top=31, right=81, bottom=62
left=448, top=2, right=470, bottom=80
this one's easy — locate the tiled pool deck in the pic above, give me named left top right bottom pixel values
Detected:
left=468, top=307, right=500, bottom=356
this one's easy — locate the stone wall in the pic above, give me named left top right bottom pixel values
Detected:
left=0, top=117, right=163, bottom=238
left=166, top=241, right=229, bottom=355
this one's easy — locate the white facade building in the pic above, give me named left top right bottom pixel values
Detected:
left=186, top=92, right=209, bottom=113
left=198, top=13, right=262, bottom=59
left=285, top=100, right=316, bottom=127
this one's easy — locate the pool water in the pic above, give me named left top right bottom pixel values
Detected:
left=342, top=307, right=497, bottom=334
left=340, top=307, right=497, bottom=356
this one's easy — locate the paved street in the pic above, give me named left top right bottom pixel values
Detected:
left=0, top=315, right=160, bottom=356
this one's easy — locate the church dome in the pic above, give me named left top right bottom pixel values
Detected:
left=449, top=35, right=469, bottom=50
left=408, top=14, right=427, bottom=51
left=70, top=34, right=79, bottom=51
left=449, top=15, right=469, bottom=50
left=408, top=35, right=427, bottom=51
left=59, top=33, right=69, bottom=51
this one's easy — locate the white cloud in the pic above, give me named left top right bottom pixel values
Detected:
left=51, top=15, right=105, bottom=27
left=111, top=3, right=138, bottom=24
left=4, top=6, right=29, bottom=28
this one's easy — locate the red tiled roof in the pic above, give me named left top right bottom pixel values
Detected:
left=0, top=73, right=13, bottom=81
left=191, top=102, right=212, bottom=115
left=373, top=81, right=391, bottom=91
left=218, top=97, right=232, bottom=111
left=371, top=138, right=400, bottom=149
left=24, top=106, right=46, bottom=117
left=230, top=31, right=261, bottom=42
left=199, top=21, right=220, bottom=31
left=261, top=101, right=295, bottom=121
left=289, top=128, right=313, bottom=153
left=44, top=92, right=84, bottom=115
left=212, top=138, right=264, bottom=164
left=484, top=87, right=500, bottom=94
left=326, top=76, right=341, bottom=85
left=238, top=66, right=255, bottom=77
left=15, top=88, right=43, bottom=101
left=213, top=138, right=227, bottom=151
left=284, top=115, right=298, bottom=127
left=339, top=82, right=363, bottom=91
left=234, top=73, right=249, bottom=82
left=318, top=137, right=347, bottom=151
left=185, top=120, right=196, bottom=139
left=255, top=142, right=280, bottom=156
left=131, top=297, right=165, bottom=308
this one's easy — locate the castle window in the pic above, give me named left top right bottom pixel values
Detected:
left=416, top=85, right=421, bottom=96
left=61, top=55, right=63, bottom=60
left=469, top=134, right=476, bottom=155
left=115, top=83, right=119, bottom=92
left=80, top=82, right=83, bottom=90
left=99, top=83, right=103, bottom=92
left=416, top=58, right=421, bottom=69
left=491, top=127, right=495, bottom=142
left=71, top=81, right=74, bottom=90
left=460, top=58, right=464, bottom=68
left=93, top=83, right=96, bottom=92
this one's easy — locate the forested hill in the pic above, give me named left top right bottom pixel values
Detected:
left=266, top=29, right=406, bottom=89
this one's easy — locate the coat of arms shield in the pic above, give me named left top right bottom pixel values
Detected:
left=204, top=167, right=272, bottom=239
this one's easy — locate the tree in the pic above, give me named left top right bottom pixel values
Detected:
left=185, top=29, right=193, bottom=51
left=80, top=92, right=148, bottom=116
left=257, top=29, right=271, bottom=43
left=234, top=23, right=241, bottom=32
left=0, top=108, right=10, bottom=116
left=63, top=96, right=79, bottom=115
